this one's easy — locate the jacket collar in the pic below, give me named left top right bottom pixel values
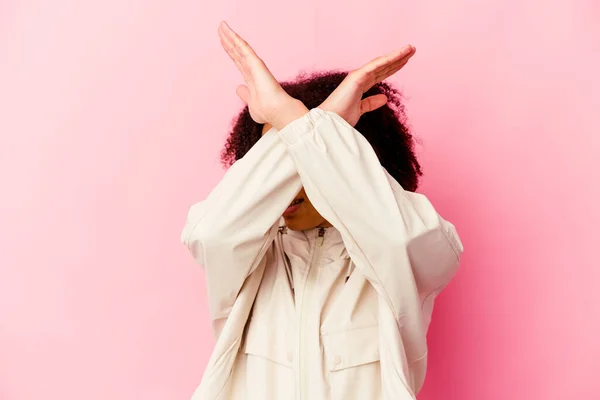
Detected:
left=278, top=217, right=344, bottom=248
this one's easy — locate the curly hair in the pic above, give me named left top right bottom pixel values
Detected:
left=221, top=70, right=422, bottom=192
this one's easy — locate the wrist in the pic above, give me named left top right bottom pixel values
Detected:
left=271, top=99, right=309, bottom=130
left=316, top=100, right=333, bottom=114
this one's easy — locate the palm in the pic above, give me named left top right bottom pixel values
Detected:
left=218, top=21, right=416, bottom=128
left=320, top=46, right=416, bottom=126
left=218, top=22, right=292, bottom=124
left=323, top=81, right=367, bottom=127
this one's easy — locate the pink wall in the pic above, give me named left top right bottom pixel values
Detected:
left=1, top=1, right=599, bottom=399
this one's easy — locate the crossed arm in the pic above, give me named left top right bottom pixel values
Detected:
left=181, top=22, right=462, bottom=327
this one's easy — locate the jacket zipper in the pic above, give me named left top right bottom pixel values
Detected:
left=297, top=227, right=325, bottom=400
left=278, top=226, right=294, bottom=292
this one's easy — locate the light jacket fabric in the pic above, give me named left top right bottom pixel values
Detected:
left=181, top=108, right=463, bottom=400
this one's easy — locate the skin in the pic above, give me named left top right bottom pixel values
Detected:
left=218, top=21, right=415, bottom=231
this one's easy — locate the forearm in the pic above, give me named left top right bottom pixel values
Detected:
left=182, top=129, right=302, bottom=320
left=277, top=108, right=462, bottom=318
left=270, top=99, right=310, bottom=131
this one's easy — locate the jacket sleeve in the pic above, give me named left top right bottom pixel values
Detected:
left=278, top=108, right=464, bottom=323
left=181, top=129, right=302, bottom=325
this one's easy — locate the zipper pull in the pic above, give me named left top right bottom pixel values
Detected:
left=316, top=227, right=325, bottom=247
left=345, top=261, right=354, bottom=284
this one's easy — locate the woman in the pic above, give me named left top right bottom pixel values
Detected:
left=181, top=21, right=463, bottom=400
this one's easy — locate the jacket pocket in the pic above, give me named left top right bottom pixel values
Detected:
left=242, top=318, right=294, bottom=399
left=322, top=325, right=382, bottom=400
left=243, top=319, right=293, bottom=366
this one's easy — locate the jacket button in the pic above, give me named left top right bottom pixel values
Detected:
left=332, top=355, right=342, bottom=366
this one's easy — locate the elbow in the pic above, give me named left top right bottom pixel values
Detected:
left=181, top=223, right=208, bottom=265
left=184, top=218, right=245, bottom=265
left=406, top=222, right=463, bottom=295
left=442, top=218, right=464, bottom=258
left=184, top=220, right=227, bottom=254
left=181, top=201, right=220, bottom=248
left=181, top=201, right=215, bottom=263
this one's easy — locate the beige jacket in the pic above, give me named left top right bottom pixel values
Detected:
left=181, top=108, right=463, bottom=400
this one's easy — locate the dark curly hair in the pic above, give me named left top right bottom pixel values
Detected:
left=221, top=70, right=422, bottom=191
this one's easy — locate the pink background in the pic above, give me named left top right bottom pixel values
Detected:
left=1, top=0, right=599, bottom=399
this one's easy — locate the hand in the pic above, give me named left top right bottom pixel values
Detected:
left=218, top=21, right=308, bottom=129
left=318, top=46, right=416, bottom=126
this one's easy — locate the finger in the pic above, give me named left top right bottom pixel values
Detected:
left=219, top=34, right=243, bottom=70
left=362, top=59, right=406, bottom=92
left=236, top=85, right=250, bottom=104
left=372, top=54, right=413, bottom=84
left=218, top=24, right=253, bottom=84
left=219, top=22, right=266, bottom=85
left=351, top=46, right=415, bottom=92
left=361, top=49, right=415, bottom=92
left=360, top=94, right=388, bottom=115
left=359, top=59, right=407, bottom=93
left=371, top=48, right=415, bottom=79
left=362, top=45, right=415, bottom=76
left=218, top=23, right=248, bottom=66
left=218, top=21, right=282, bottom=99
left=218, top=25, right=241, bottom=64
left=220, top=21, right=258, bottom=60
